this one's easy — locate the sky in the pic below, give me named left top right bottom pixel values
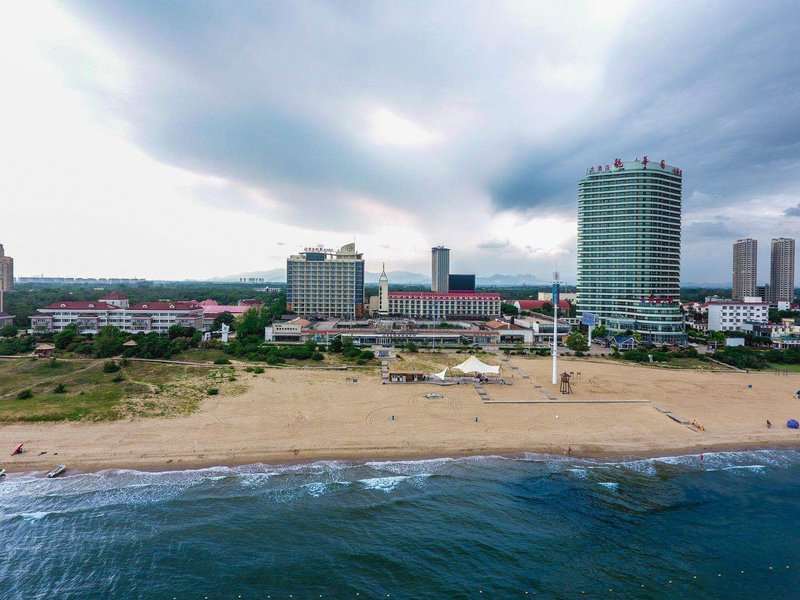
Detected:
left=2, top=1, right=799, bottom=283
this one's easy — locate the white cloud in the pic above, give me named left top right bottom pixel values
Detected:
left=365, top=106, right=441, bottom=148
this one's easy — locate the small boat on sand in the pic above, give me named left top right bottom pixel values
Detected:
left=0, top=468, right=5, bottom=477
left=46, top=465, right=66, bottom=479
left=11, top=443, right=24, bottom=456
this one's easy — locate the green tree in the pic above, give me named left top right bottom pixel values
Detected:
left=592, top=324, right=607, bottom=338
left=566, top=333, right=589, bottom=353
left=212, top=311, right=236, bottom=332
left=236, top=307, right=271, bottom=343
left=168, top=324, right=196, bottom=339
left=501, top=302, right=519, bottom=316
left=93, top=326, right=125, bottom=358
left=54, top=323, right=80, bottom=350
left=0, top=324, right=19, bottom=338
left=542, top=301, right=553, bottom=314
left=329, top=337, right=343, bottom=353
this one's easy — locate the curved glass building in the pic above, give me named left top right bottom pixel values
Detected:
left=577, top=158, right=686, bottom=345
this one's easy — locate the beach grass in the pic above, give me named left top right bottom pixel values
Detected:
left=766, top=362, right=800, bottom=373
left=0, top=358, right=229, bottom=422
left=170, top=347, right=233, bottom=363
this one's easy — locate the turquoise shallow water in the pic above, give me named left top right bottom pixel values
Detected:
left=2, top=450, right=800, bottom=599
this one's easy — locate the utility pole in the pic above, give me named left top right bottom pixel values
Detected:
left=552, top=271, right=561, bottom=385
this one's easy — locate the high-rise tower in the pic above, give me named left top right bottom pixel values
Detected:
left=732, top=238, right=758, bottom=300
left=431, top=246, right=450, bottom=293
left=0, top=244, right=13, bottom=294
left=770, top=237, right=796, bottom=303
left=577, top=157, right=686, bottom=344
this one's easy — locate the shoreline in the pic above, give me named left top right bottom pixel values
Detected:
left=3, top=356, right=799, bottom=478
left=5, top=440, right=800, bottom=477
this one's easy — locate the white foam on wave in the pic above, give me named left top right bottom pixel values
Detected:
left=567, top=468, right=588, bottom=479
left=359, top=473, right=431, bottom=492
left=20, top=511, right=51, bottom=521
left=597, top=482, right=619, bottom=491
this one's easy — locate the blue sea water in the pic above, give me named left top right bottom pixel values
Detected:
left=2, top=450, right=800, bottom=599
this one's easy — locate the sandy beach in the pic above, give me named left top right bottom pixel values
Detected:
left=2, top=355, right=799, bottom=473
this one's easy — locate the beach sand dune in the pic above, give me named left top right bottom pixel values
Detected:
left=2, top=357, right=798, bottom=472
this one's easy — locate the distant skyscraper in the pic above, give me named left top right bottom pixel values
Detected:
left=770, top=237, right=796, bottom=303
left=577, top=157, right=686, bottom=344
left=0, top=243, right=13, bottom=293
left=732, top=238, right=757, bottom=300
left=431, top=246, right=450, bottom=293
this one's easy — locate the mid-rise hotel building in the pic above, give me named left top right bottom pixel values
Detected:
left=577, top=157, right=686, bottom=344
left=732, top=238, right=758, bottom=300
left=286, top=243, right=365, bottom=318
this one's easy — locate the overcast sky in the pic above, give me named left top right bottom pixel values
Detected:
left=3, top=1, right=799, bottom=283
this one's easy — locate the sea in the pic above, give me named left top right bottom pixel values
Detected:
left=2, top=450, right=799, bottom=599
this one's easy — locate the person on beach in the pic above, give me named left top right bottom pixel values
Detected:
left=767, top=420, right=772, bottom=429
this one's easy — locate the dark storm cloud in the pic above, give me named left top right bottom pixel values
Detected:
left=785, top=203, right=800, bottom=217
left=490, top=1, right=800, bottom=217
left=59, top=1, right=800, bottom=281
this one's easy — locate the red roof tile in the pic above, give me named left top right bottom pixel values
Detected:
left=99, top=291, right=128, bottom=300
left=42, top=301, right=118, bottom=310
left=128, top=301, right=201, bottom=311
left=388, top=292, right=500, bottom=299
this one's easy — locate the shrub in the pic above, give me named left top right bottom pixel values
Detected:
left=214, top=358, right=231, bottom=365
left=17, top=389, right=33, bottom=400
left=228, top=376, right=236, bottom=382
left=102, top=361, right=121, bottom=373
left=253, top=366, right=265, bottom=374
left=53, top=383, right=67, bottom=394
left=244, top=366, right=254, bottom=372
left=207, top=388, right=219, bottom=396
left=311, top=352, right=324, bottom=361
left=358, top=350, right=375, bottom=360
left=112, top=374, right=125, bottom=383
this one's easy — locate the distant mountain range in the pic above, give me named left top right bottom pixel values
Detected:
left=216, top=269, right=544, bottom=286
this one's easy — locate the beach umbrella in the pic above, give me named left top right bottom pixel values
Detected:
left=787, top=419, right=800, bottom=429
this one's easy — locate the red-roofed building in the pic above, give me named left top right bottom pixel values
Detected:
left=387, top=292, right=500, bottom=319
left=99, top=291, right=130, bottom=308
left=513, top=299, right=571, bottom=312
left=31, top=298, right=206, bottom=334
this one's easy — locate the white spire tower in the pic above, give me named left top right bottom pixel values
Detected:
left=378, top=263, right=389, bottom=316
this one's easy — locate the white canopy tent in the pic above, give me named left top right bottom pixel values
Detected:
left=431, top=369, right=448, bottom=381
left=452, top=356, right=500, bottom=375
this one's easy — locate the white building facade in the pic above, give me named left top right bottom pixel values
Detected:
left=707, top=298, right=769, bottom=332
left=30, top=294, right=207, bottom=335
left=286, top=244, right=365, bottom=318
left=388, top=292, right=500, bottom=320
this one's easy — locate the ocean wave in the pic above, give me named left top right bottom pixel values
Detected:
left=597, top=482, right=619, bottom=491
left=359, top=474, right=431, bottom=492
